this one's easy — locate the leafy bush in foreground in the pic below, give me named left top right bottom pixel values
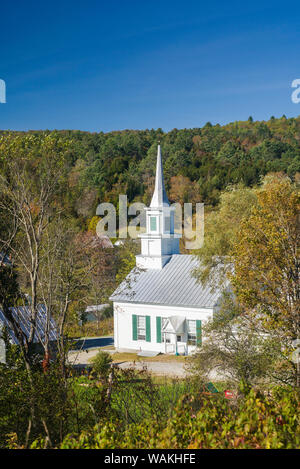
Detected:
left=34, top=388, right=299, bottom=449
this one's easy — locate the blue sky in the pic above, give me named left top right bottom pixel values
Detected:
left=1, top=0, right=300, bottom=131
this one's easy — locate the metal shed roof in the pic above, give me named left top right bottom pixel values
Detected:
left=0, top=304, right=58, bottom=346
left=110, top=254, right=222, bottom=308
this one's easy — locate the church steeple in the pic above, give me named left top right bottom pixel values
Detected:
left=136, top=144, right=181, bottom=270
left=150, top=144, right=169, bottom=208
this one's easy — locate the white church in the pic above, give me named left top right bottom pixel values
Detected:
left=110, top=145, right=222, bottom=355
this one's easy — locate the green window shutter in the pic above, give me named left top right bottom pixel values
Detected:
left=196, top=320, right=202, bottom=346
left=146, top=316, right=151, bottom=342
left=132, top=314, right=137, bottom=341
left=156, top=317, right=162, bottom=343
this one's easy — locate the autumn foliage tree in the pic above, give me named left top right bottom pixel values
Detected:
left=231, top=175, right=300, bottom=386
left=168, top=175, right=200, bottom=205
left=0, top=133, right=70, bottom=369
left=194, top=185, right=257, bottom=286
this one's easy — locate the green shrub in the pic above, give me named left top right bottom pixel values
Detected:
left=90, top=351, right=112, bottom=379
left=56, top=388, right=300, bottom=449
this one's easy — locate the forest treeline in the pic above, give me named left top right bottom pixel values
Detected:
left=1, top=115, right=299, bottom=229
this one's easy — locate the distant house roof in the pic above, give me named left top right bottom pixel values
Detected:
left=96, top=235, right=114, bottom=249
left=87, top=234, right=113, bottom=249
left=85, top=304, right=109, bottom=313
left=0, top=252, right=12, bottom=267
left=77, top=232, right=114, bottom=250
left=0, top=305, right=58, bottom=345
left=110, top=254, right=222, bottom=308
left=114, top=240, right=125, bottom=246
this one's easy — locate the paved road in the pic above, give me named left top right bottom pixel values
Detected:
left=70, top=336, right=114, bottom=351
left=68, top=336, right=114, bottom=369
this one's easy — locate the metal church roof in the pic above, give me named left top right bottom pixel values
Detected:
left=0, top=304, right=58, bottom=346
left=110, top=254, right=222, bottom=308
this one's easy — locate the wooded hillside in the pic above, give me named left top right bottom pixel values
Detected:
left=1, top=115, right=299, bottom=230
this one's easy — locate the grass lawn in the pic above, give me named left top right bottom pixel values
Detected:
left=111, top=351, right=190, bottom=363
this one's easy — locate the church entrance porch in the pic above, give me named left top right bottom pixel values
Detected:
left=160, top=315, right=202, bottom=355
left=163, top=333, right=187, bottom=355
left=162, top=316, right=187, bottom=355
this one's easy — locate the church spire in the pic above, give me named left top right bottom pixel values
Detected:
left=136, top=143, right=180, bottom=270
left=150, top=144, right=169, bottom=208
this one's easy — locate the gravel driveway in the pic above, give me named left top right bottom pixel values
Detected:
left=68, top=347, right=223, bottom=380
left=68, top=341, right=187, bottom=378
left=116, top=360, right=186, bottom=377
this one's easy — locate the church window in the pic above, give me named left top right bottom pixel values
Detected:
left=161, top=318, right=171, bottom=343
left=137, top=315, right=146, bottom=340
left=187, top=320, right=197, bottom=345
left=150, top=216, right=157, bottom=231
